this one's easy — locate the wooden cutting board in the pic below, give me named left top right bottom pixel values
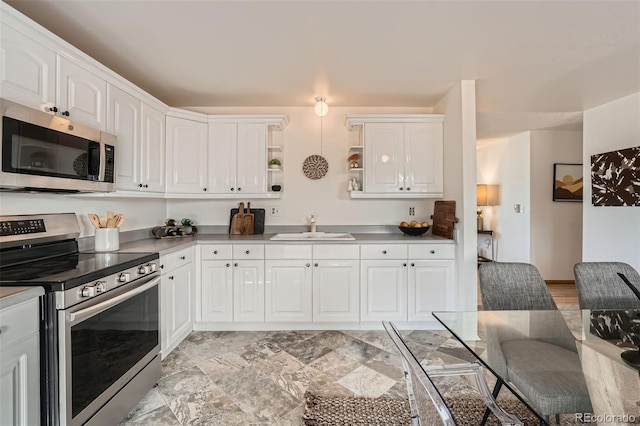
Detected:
left=241, top=202, right=255, bottom=235
left=431, top=200, right=458, bottom=239
left=230, top=202, right=245, bottom=235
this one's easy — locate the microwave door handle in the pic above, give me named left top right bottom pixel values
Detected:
left=98, top=141, right=106, bottom=182
left=67, top=275, right=160, bottom=324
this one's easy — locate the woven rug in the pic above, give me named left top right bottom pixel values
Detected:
left=302, top=392, right=543, bottom=425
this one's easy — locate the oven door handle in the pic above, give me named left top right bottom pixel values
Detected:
left=67, top=275, right=160, bottom=323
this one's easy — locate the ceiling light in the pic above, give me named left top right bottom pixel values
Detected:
left=314, top=97, right=328, bottom=117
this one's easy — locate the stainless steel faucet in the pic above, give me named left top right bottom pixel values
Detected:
left=309, top=215, right=317, bottom=233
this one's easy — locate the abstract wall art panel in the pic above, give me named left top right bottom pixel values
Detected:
left=591, top=146, right=640, bottom=207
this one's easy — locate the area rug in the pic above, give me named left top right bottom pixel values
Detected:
left=302, top=392, right=544, bottom=425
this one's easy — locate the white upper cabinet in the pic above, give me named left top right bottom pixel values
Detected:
left=57, top=57, right=107, bottom=130
left=208, top=117, right=287, bottom=197
left=345, top=115, right=444, bottom=198
left=140, top=103, right=166, bottom=192
left=107, top=84, right=141, bottom=191
left=0, top=24, right=56, bottom=109
left=166, top=116, right=208, bottom=193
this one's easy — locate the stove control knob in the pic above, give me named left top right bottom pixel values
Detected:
left=138, top=265, right=150, bottom=274
left=119, top=272, right=131, bottom=283
left=95, top=281, right=107, bottom=293
left=148, top=263, right=158, bottom=272
left=81, top=286, right=96, bottom=297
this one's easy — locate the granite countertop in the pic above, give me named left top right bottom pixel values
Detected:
left=0, top=286, right=44, bottom=310
left=116, top=232, right=454, bottom=255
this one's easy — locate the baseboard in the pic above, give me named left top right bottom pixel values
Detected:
left=545, top=280, right=575, bottom=285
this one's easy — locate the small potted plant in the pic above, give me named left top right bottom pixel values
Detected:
left=269, top=158, right=281, bottom=169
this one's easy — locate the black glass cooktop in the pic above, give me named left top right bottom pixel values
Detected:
left=0, top=251, right=158, bottom=291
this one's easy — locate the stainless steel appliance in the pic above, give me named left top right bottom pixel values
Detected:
left=0, top=99, right=116, bottom=192
left=0, top=214, right=159, bottom=426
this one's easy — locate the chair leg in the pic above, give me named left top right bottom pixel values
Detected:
left=481, top=379, right=503, bottom=425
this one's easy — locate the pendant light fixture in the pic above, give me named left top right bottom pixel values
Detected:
left=303, top=97, right=329, bottom=180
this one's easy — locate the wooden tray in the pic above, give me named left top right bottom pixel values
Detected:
left=430, top=201, right=458, bottom=239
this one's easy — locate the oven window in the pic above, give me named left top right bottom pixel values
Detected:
left=71, top=285, right=158, bottom=418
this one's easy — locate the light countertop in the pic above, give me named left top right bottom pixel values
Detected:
left=0, top=286, right=44, bottom=310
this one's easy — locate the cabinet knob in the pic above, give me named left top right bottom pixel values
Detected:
left=62, top=110, right=70, bottom=116
left=306, top=263, right=310, bottom=267
left=180, top=256, right=186, bottom=260
left=169, top=276, right=174, bottom=280
left=382, top=250, right=387, bottom=254
left=314, top=263, right=318, bottom=267
left=144, top=184, right=149, bottom=188
left=430, top=250, right=435, bottom=254
left=406, top=187, right=411, bottom=191
left=160, top=264, right=164, bottom=269
left=213, top=250, right=218, bottom=255
left=234, top=263, right=238, bottom=267
left=226, top=263, right=230, bottom=267
left=411, top=263, right=415, bottom=267
left=245, top=250, right=250, bottom=254
left=139, top=184, right=143, bottom=188
left=238, top=187, right=242, bottom=191
left=403, top=263, right=407, bottom=267
left=203, top=188, right=207, bottom=192
left=49, top=106, right=58, bottom=113
left=231, top=188, right=235, bottom=191
left=399, top=187, right=404, bottom=191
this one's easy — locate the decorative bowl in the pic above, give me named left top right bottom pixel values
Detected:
left=398, top=226, right=430, bottom=236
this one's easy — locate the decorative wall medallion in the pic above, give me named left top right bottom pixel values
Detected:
left=303, top=155, right=328, bottom=179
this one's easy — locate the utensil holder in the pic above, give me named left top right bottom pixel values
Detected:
left=95, top=228, right=119, bottom=252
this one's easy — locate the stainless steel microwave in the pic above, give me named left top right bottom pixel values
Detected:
left=0, top=98, right=116, bottom=192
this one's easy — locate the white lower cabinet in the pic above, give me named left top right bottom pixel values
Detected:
left=408, top=260, right=456, bottom=321
left=0, top=298, right=40, bottom=426
left=160, top=247, right=194, bottom=358
left=313, top=260, right=359, bottom=322
left=200, top=260, right=233, bottom=322
left=265, top=260, right=312, bottom=322
left=360, top=260, right=408, bottom=322
left=233, top=260, right=265, bottom=322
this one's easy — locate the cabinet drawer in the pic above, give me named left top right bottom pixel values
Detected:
left=313, top=244, right=359, bottom=260
left=408, top=244, right=455, bottom=260
left=162, top=246, right=194, bottom=271
left=265, top=244, right=312, bottom=259
left=0, top=298, right=39, bottom=346
left=233, top=244, right=264, bottom=260
left=360, top=244, right=407, bottom=260
left=200, top=245, right=232, bottom=260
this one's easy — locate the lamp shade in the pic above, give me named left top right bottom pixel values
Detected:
left=314, top=97, right=328, bottom=117
left=477, top=184, right=488, bottom=206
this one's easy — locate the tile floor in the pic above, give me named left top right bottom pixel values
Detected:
left=118, top=328, right=477, bottom=425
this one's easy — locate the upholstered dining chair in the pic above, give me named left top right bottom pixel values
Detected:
left=382, top=321, right=524, bottom=425
left=477, top=262, right=593, bottom=423
left=573, top=262, right=640, bottom=309
left=478, top=262, right=557, bottom=310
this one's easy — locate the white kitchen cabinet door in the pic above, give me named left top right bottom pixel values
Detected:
left=0, top=333, right=40, bottom=426
left=312, top=260, right=359, bottom=322
left=140, top=103, right=166, bottom=192
left=162, top=262, right=193, bottom=357
left=405, top=122, right=443, bottom=195
left=0, top=24, right=56, bottom=110
left=166, top=116, right=208, bottom=193
left=107, top=85, right=141, bottom=191
left=265, top=260, right=312, bottom=322
left=233, top=260, right=265, bottom=322
left=364, top=123, right=404, bottom=193
left=57, top=57, right=107, bottom=130
left=408, top=260, right=455, bottom=322
left=208, top=122, right=238, bottom=194
left=200, top=260, right=233, bottom=322
left=360, top=260, right=408, bottom=321
left=236, top=123, right=267, bottom=194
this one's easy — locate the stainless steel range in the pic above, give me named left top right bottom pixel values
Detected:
left=0, top=213, right=160, bottom=426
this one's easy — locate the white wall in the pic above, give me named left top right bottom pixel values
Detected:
left=530, top=130, right=583, bottom=280
left=0, top=192, right=166, bottom=237
left=168, top=106, right=439, bottom=228
left=477, top=132, right=531, bottom=263
left=435, top=81, right=478, bottom=311
left=583, top=92, right=640, bottom=271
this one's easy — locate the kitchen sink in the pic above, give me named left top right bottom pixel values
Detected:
left=270, top=232, right=355, bottom=241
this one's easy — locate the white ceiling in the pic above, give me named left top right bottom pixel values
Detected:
left=5, top=0, right=640, bottom=140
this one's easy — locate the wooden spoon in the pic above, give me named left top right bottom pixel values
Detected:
left=114, top=213, right=126, bottom=228
left=88, top=214, right=101, bottom=228
left=98, top=217, right=107, bottom=228
left=106, top=211, right=116, bottom=228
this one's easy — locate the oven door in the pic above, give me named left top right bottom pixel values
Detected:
left=58, top=274, right=160, bottom=426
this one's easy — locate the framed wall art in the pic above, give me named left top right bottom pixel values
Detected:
left=553, top=163, right=583, bottom=202
left=591, top=146, right=640, bottom=206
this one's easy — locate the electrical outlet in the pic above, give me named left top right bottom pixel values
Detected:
left=270, top=205, right=280, bottom=217
left=409, top=207, right=415, bottom=216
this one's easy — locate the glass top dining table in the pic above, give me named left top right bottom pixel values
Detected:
left=432, top=309, right=640, bottom=424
